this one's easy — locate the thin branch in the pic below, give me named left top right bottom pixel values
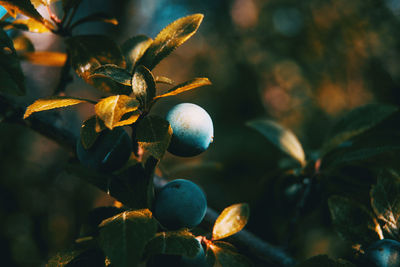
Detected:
left=0, top=94, right=297, bottom=267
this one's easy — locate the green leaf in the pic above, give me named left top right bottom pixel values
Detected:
left=11, top=18, right=50, bottom=33
left=0, top=0, right=47, bottom=24
left=66, top=35, right=128, bottom=94
left=296, top=255, right=356, bottom=267
left=209, top=242, right=253, bottom=267
left=61, top=249, right=106, bottom=267
left=246, top=119, right=306, bottom=167
left=0, top=28, right=25, bottom=96
left=136, top=115, right=172, bottom=160
left=88, top=64, right=132, bottom=86
left=79, top=206, right=122, bottom=238
left=20, top=51, right=67, bottom=66
left=23, top=96, right=91, bottom=119
left=212, top=203, right=250, bottom=241
left=95, top=95, right=140, bottom=130
left=80, top=116, right=100, bottom=150
left=121, top=35, right=153, bottom=73
left=153, top=77, right=211, bottom=100
left=322, top=104, right=398, bottom=154
left=155, top=76, right=174, bottom=85
left=99, top=209, right=158, bottom=267
left=47, top=249, right=82, bottom=267
left=131, top=65, right=156, bottom=109
left=328, top=195, right=382, bottom=247
left=140, top=14, right=204, bottom=70
left=70, top=12, right=118, bottom=30
left=144, top=229, right=201, bottom=258
left=370, top=170, right=400, bottom=239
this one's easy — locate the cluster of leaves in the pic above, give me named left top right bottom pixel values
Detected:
left=0, top=1, right=255, bottom=266
left=248, top=104, right=400, bottom=265
left=47, top=203, right=251, bottom=267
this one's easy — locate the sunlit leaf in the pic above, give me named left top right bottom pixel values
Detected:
left=79, top=206, right=122, bottom=237
left=0, top=0, right=51, bottom=26
left=297, top=255, right=356, bottom=267
left=212, top=203, right=249, bottom=241
left=136, top=115, right=172, bottom=160
left=20, top=51, right=67, bottom=66
left=66, top=35, right=127, bottom=94
left=99, top=209, right=158, bottom=267
left=371, top=170, right=400, bottom=239
left=322, top=104, right=398, bottom=154
left=122, top=35, right=153, bottom=73
left=140, top=14, right=203, bottom=70
left=31, top=0, right=47, bottom=8
left=246, top=119, right=306, bottom=167
left=70, top=12, right=118, bottom=29
left=328, top=195, right=382, bottom=247
left=208, top=242, right=252, bottom=267
left=153, top=77, right=211, bottom=100
left=12, top=35, right=34, bottom=52
left=24, top=96, right=91, bottom=119
left=12, top=18, right=50, bottom=33
left=88, top=64, right=132, bottom=86
left=144, top=229, right=201, bottom=258
left=0, top=28, right=25, bottom=96
left=132, top=65, right=156, bottom=108
left=95, top=95, right=140, bottom=130
left=155, top=76, right=174, bottom=85
left=47, top=249, right=82, bottom=267
left=80, top=116, right=100, bottom=150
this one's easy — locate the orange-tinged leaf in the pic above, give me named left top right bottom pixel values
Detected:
left=95, top=95, right=140, bottom=130
left=212, top=203, right=250, bottom=241
left=24, top=96, right=91, bottom=119
left=155, top=76, right=174, bottom=85
left=122, top=35, right=153, bottom=73
left=0, top=0, right=52, bottom=27
left=20, top=51, right=67, bottom=66
left=153, top=77, right=211, bottom=100
left=12, top=18, right=50, bottom=33
left=140, top=14, right=204, bottom=69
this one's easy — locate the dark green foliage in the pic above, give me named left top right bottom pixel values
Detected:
left=0, top=28, right=25, bottom=95
left=296, top=255, right=356, bottom=267
left=99, top=209, right=158, bottom=267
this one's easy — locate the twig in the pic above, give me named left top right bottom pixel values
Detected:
left=0, top=94, right=297, bottom=267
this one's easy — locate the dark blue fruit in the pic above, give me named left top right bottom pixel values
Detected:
left=166, top=103, right=213, bottom=157
left=181, top=239, right=207, bottom=267
left=364, top=239, right=400, bottom=267
left=76, top=127, right=132, bottom=172
left=154, top=179, right=207, bottom=230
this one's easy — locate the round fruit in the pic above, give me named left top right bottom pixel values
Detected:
left=181, top=239, right=207, bottom=267
left=364, top=239, right=400, bottom=267
left=76, top=127, right=132, bottom=172
left=166, top=103, right=214, bottom=157
left=154, top=179, right=207, bottom=230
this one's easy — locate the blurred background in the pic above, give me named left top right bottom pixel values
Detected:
left=1, top=0, right=400, bottom=265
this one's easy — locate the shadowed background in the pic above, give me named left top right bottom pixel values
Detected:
left=1, top=0, right=400, bottom=265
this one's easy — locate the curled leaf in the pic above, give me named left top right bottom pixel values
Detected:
left=131, top=65, right=156, bottom=108
left=89, top=64, right=132, bottom=86
left=212, top=203, right=250, bottom=241
left=24, top=96, right=91, bottom=119
left=246, top=119, right=306, bottom=167
left=95, top=95, right=140, bottom=129
left=80, top=116, right=100, bottom=149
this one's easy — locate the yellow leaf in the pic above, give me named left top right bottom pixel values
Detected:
left=20, top=51, right=67, bottom=66
left=24, top=96, right=90, bottom=119
left=153, top=77, right=211, bottom=100
left=95, top=95, right=140, bottom=130
left=212, top=203, right=250, bottom=241
left=12, top=18, right=50, bottom=33
left=140, top=14, right=204, bottom=69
